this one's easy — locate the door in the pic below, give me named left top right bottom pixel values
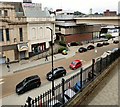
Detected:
left=20, top=51, right=25, bottom=59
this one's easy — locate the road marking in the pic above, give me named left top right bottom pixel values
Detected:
left=0, top=78, right=4, bottom=85
left=0, top=79, right=3, bottom=81
left=0, top=81, right=4, bottom=85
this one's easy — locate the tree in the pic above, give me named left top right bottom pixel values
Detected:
left=105, top=34, right=112, bottom=39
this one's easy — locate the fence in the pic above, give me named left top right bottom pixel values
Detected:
left=23, top=48, right=120, bottom=107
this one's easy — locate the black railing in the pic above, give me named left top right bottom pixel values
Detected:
left=23, top=48, right=120, bottom=107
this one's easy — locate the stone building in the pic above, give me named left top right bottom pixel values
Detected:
left=0, top=1, right=55, bottom=63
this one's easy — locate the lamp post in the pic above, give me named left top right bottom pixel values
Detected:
left=46, top=27, right=54, bottom=96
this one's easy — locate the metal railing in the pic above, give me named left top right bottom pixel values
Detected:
left=23, top=48, right=120, bottom=107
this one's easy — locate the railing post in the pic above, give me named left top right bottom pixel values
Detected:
left=62, top=78, right=65, bottom=105
left=100, top=58, right=102, bottom=73
left=92, top=59, right=95, bottom=79
left=39, top=95, right=42, bottom=107
left=26, top=96, right=32, bottom=107
left=80, top=68, right=82, bottom=91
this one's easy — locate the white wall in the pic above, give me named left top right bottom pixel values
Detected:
left=28, top=23, right=55, bottom=52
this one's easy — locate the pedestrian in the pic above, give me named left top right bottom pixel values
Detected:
left=7, top=64, right=10, bottom=72
left=54, top=55, right=56, bottom=58
left=45, top=54, right=48, bottom=61
left=7, top=58, right=10, bottom=63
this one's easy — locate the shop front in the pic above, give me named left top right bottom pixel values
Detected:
left=17, top=43, right=29, bottom=60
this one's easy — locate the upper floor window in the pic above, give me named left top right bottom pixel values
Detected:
left=19, top=28, right=23, bottom=41
left=4, top=10, right=8, bottom=17
left=0, top=29, right=4, bottom=41
left=6, top=28, right=10, bottom=41
left=0, top=10, right=2, bottom=16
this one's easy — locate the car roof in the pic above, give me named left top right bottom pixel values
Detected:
left=25, top=75, right=39, bottom=81
left=74, top=60, right=80, bottom=62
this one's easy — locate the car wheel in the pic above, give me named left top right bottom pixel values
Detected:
left=19, top=90, right=24, bottom=95
left=36, top=83, right=40, bottom=88
left=63, top=73, right=66, bottom=76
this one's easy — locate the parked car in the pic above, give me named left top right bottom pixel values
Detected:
left=78, top=47, right=87, bottom=53
left=74, top=81, right=83, bottom=92
left=63, top=89, right=76, bottom=103
left=113, top=40, right=119, bottom=44
left=96, top=43, right=103, bottom=47
left=111, top=48, right=118, bottom=53
left=103, top=41, right=109, bottom=45
left=101, top=51, right=111, bottom=58
left=70, top=42, right=79, bottom=46
left=62, top=50, right=68, bottom=55
left=87, top=45, right=95, bottom=50
left=69, top=60, right=82, bottom=70
left=16, top=75, right=41, bottom=95
left=46, top=67, right=66, bottom=81
left=48, top=100, right=62, bottom=107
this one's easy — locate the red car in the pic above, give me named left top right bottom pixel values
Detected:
left=69, top=60, right=82, bottom=70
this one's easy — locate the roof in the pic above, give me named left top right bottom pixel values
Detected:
left=22, top=3, right=51, bottom=18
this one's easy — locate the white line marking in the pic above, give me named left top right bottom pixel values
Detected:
left=0, top=79, right=3, bottom=81
left=0, top=81, right=4, bottom=85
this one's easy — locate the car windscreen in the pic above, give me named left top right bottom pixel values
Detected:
left=71, top=61, right=77, bottom=65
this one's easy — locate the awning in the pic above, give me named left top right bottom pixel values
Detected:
left=17, top=43, right=28, bottom=51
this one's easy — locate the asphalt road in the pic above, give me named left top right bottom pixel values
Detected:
left=1, top=43, right=118, bottom=99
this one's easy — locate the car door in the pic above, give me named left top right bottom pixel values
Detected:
left=55, top=70, right=62, bottom=78
left=76, top=62, right=81, bottom=68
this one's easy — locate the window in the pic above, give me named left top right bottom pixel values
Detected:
left=0, top=10, right=2, bottom=16
left=4, top=10, right=8, bottom=17
left=6, top=28, right=10, bottom=41
left=0, top=29, right=4, bottom=41
left=19, top=28, right=23, bottom=41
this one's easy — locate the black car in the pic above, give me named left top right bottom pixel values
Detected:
left=103, top=41, right=109, bottom=45
left=78, top=47, right=87, bottom=53
left=113, top=40, right=119, bottom=44
left=70, top=42, right=79, bottom=46
left=46, top=67, right=66, bottom=81
left=16, top=75, right=41, bottom=95
left=87, top=45, right=95, bottom=50
left=96, top=43, right=103, bottom=47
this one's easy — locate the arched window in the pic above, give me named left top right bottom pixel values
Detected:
left=32, top=28, right=36, bottom=39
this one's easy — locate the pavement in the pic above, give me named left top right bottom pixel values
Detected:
left=0, top=46, right=77, bottom=78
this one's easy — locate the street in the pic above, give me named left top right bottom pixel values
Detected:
left=1, top=43, right=118, bottom=105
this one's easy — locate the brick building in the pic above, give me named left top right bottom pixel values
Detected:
left=104, top=10, right=117, bottom=16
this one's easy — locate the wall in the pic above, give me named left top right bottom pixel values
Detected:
left=28, top=23, right=55, bottom=52
left=65, top=33, right=92, bottom=43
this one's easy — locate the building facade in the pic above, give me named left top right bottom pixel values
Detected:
left=0, top=2, right=55, bottom=63
left=55, top=10, right=101, bottom=44
left=104, top=10, right=117, bottom=16
left=0, top=2, right=28, bottom=63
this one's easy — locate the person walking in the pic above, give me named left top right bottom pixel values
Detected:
left=6, top=58, right=10, bottom=72
left=7, top=64, right=10, bottom=72
left=45, top=54, right=48, bottom=61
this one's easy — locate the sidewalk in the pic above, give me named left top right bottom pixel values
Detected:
left=0, top=47, right=76, bottom=78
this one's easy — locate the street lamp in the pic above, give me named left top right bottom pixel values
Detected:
left=46, top=27, right=54, bottom=96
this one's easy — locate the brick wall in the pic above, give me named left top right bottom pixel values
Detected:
left=65, top=33, right=92, bottom=43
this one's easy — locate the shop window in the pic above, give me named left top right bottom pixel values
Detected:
left=6, top=28, right=10, bottom=41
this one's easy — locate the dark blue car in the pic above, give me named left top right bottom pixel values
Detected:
left=74, top=81, right=82, bottom=92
